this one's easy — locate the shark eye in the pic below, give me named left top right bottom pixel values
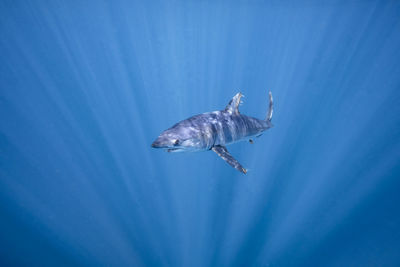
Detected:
left=174, top=139, right=179, bottom=145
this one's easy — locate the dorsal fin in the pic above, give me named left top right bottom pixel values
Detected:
left=225, top=92, right=243, bottom=115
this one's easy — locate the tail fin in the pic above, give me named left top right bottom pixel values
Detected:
left=265, top=91, right=273, bottom=127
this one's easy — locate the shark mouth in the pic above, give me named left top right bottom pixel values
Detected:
left=166, top=148, right=183, bottom=153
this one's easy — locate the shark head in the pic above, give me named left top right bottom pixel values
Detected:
left=151, top=124, right=203, bottom=152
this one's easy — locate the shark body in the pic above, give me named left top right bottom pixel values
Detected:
left=151, top=91, right=274, bottom=174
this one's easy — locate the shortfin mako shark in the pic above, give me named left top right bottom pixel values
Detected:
left=151, top=91, right=274, bottom=174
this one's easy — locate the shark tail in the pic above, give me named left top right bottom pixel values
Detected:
left=265, top=91, right=273, bottom=127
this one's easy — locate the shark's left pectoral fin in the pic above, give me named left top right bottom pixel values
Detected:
left=212, top=145, right=247, bottom=174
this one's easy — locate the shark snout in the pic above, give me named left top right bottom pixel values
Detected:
left=151, top=134, right=182, bottom=150
left=151, top=140, right=162, bottom=148
left=151, top=136, right=170, bottom=148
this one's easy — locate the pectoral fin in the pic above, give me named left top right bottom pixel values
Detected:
left=212, top=145, right=247, bottom=174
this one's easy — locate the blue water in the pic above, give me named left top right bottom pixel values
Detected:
left=1, top=0, right=400, bottom=266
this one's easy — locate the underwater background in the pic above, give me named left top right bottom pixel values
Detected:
left=1, top=0, right=400, bottom=266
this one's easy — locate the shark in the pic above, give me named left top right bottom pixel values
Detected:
left=151, top=91, right=274, bottom=174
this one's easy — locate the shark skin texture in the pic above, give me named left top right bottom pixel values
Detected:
left=151, top=91, right=274, bottom=174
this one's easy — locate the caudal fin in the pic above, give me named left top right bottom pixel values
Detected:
left=265, top=91, right=273, bottom=127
